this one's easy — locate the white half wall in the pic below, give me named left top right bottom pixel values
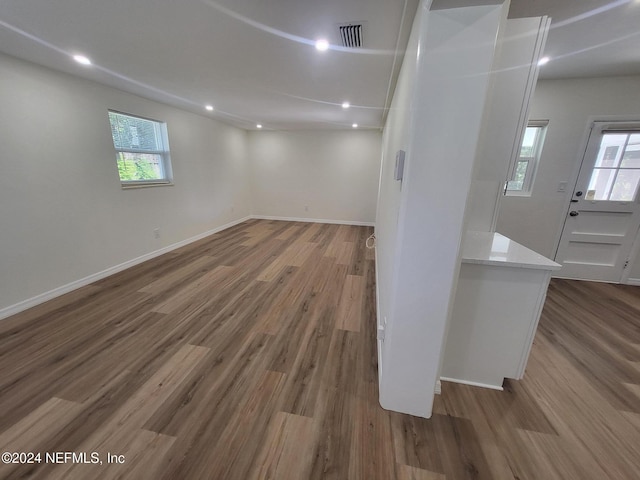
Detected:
left=376, top=0, right=505, bottom=418
left=495, top=75, right=640, bottom=281
left=247, top=130, right=381, bottom=224
left=0, top=52, right=251, bottom=315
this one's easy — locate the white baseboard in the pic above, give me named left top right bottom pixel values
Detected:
left=251, top=214, right=374, bottom=227
left=372, top=242, right=384, bottom=387
left=440, top=377, right=504, bottom=391
left=0, top=214, right=374, bottom=321
left=552, top=275, right=640, bottom=286
left=0, top=216, right=251, bottom=321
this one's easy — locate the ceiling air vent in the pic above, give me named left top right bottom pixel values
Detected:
left=339, top=24, right=363, bottom=48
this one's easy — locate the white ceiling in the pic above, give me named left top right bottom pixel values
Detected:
left=0, top=0, right=639, bottom=131
left=510, top=0, right=640, bottom=80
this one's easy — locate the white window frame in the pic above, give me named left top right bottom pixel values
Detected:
left=108, top=110, right=173, bottom=188
left=506, top=120, right=548, bottom=196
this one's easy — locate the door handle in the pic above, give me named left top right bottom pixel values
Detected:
left=570, top=211, right=579, bottom=217
left=575, top=191, right=583, bottom=197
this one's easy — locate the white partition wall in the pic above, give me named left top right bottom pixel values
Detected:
left=375, top=0, right=507, bottom=418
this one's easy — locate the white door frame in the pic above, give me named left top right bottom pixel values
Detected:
left=622, top=226, right=640, bottom=284
left=552, top=115, right=640, bottom=284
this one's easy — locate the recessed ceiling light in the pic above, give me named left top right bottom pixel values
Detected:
left=205, top=105, right=214, bottom=111
left=73, top=55, right=91, bottom=66
left=315, top=39, right=329, bottom=51
left=342, top=102, right=350, bottom=109
left=538, top=56, right=550, bottom=66
left=352, top=123, right=358, bottom=128
left=257, top=124, right=263, bottom=129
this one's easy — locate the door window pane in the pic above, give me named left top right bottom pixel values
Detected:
left=594, top=134, right=625, bottom=167
left=587, top=132, right=640, bottom=201
left=609, top=169, right=640, bottom=201
left=620, top=134, right=640, bottom=168
left=587, top=168, right=617, bottom=200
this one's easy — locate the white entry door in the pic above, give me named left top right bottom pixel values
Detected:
left=555, top=122, right=640, bottom=282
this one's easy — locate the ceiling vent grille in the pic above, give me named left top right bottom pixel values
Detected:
left=339, top=24, right=363, bottom=48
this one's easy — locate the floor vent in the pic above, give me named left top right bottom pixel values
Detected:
left=339, top=24, right=363, bottom=48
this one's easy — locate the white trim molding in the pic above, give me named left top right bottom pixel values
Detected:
left=0, top=216, right=251, bottom=321
left=374, top=245, right=384, bottom=388
left=251, top=215, right=374, bottom=227
left=625, top=278, right=640, bottom=286
left=440, top=377, right=504, bottom=391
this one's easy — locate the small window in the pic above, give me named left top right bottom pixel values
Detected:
left=108, top=111, right=173, bottom=187
left=506, top=121, right=548, bottom=195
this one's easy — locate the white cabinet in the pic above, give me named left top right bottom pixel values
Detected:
left=440, top=232, right=561, bottom=389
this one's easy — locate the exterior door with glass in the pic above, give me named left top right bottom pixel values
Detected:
left=555, top=122, right=640, bottom=282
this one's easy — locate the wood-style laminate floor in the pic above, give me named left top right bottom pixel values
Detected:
left=0, top=220, right=639, bottom=479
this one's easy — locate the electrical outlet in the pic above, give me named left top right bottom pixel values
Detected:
left=304, top=205, right=309, bottom=212
left=558, top=182, right=568, bottom=192
left=153, top=228, right=160, bottom=239
left=231, top=205, right=235, bottom=213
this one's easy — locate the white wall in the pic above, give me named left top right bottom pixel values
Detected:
left=248, top=130, right=381, bottom=224
left=0, top=52, right=251, bottom=315
left=376, top=0, right=505, bottom=417
left=496, top=75, right=640, bottom=280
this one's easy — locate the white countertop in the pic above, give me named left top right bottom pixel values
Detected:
left=461, top=231, right=562, bottom=270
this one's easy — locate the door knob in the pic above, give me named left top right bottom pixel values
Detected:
left=569, top=211, right=579, bottom=217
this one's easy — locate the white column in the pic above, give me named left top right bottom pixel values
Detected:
left=376, top=0, right=507, bottom=417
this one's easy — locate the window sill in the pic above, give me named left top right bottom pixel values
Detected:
left=121, top=182, right=174, bottom=190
